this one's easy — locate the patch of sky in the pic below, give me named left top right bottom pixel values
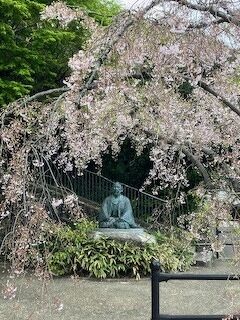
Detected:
left=117, top=0, right=239, bottom=48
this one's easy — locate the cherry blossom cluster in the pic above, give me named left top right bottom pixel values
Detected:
left=41, top=1, right=81, bottom=27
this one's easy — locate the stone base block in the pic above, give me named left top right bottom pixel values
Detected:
left=90, top=228, right=156, bottom=245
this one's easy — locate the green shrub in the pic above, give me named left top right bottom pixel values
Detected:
left=37, top=219, right=194, bottom=279
left=154, top=228, right=195, bottom=272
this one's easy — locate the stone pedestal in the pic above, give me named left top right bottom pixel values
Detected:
left=91, top=228, right=156, bottom=245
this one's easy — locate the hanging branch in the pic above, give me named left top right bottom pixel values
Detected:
left=202, top=147, right=240, bottom=193
left=181, top=145, right=213, bottom=189
left=198, top=80, right=240, bottom=117
left=19, top=87, right=69, bottom=107
left=143, top=127, right=214, bottom=189
left=182, top=75, right=240, bottom=118
left=186, top=18, right=225, bottom=30
left=76, top=0, right=162, bottom=107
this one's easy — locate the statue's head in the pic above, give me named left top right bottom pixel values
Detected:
left=112, top=182, right=123, bottom=196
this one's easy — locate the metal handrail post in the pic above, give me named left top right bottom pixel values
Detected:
left=151, top=260, right=161, bottom=320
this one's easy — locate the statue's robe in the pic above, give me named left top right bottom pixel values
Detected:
left=99, top=195, right=136, bottom=228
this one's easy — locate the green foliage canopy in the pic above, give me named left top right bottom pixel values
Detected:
left=0, top=0, right=120, bottom=105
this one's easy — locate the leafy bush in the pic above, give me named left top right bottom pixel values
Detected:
left=36, top=219, right=194, bottom=279
left=154, top=227, right=195, bottom=272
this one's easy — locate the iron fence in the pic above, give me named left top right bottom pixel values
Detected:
left=151, top=260, right=240, bottom=320
left=45, top=166, right=166, bottom=218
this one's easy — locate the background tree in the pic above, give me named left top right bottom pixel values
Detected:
left=0, top=0, right=120, bottom=105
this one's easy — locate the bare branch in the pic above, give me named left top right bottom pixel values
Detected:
left=19, top=87, right=69, bottom=107
left=186, top=18, right=225, bottom=30
left=181, top=145, right=213, bottom=189
left=198, top=80, right=240, bottom=117
left=175, top=0, right=240, bottom=27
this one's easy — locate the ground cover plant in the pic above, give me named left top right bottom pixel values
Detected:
left=31, top=218, right=194, bottom=279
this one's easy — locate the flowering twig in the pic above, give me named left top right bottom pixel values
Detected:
left=76, top=0, right=162, bottom=107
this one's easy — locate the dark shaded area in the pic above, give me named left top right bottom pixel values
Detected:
left=178, top=81, right=194, bottom=99
left=89, top=139, right=152, bottom=189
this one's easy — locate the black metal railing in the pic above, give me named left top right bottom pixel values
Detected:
left=151, top=260, right=240, bottom=320
left=45, top=166, right=166, bottom=219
